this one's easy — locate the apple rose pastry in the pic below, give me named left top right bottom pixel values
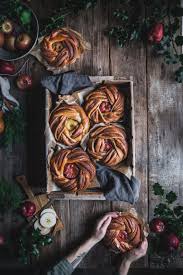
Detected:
left=104, top=212, right=143, bottom=253
left=50, top=148, right=96, bottom=192
left=84, top=85, right=124, bottom=124
left=41, top=28, right=86, bottom=68
left=49, top=103, right=89, bottom=146
left=87, top=125, right=128, bottom=166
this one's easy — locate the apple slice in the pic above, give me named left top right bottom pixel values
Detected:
left=40, top=208, right=57, bottom=218
left=40, top=212, right=56, bottom=229
left=34, top=220, right=51, bottom=235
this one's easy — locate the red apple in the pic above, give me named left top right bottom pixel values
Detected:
left=0, top=234, right=5, bottom=246
left=64, top=163, right=79, bottom=179
left=99, top=101, right=111, bottom=113
left=0, top=32, right=5, bottom=48
left=150, top=218, right=165, bottom=233
left=21, top=201, right=36, bottom=217
left=1, top=20, right=14, bottom=34
left=16, top=74, right=33, bottom=90
left=16, top=33, right=32, bottom=51
left=104, top=140, right=113, bottom=151
left=4, top=34, right=16, bottom=52
left=148, top=23, right=164, bottom=43
left=166, top=233, right=180, bottom=250
left=0, top=61, right=15, bottom=74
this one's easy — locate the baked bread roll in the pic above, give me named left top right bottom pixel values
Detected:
left=41, top=28, right=86, bottom=68
left=87, top=125, right=128, bottom=166
left=50, top=148, right=96, bottom=192
left=49, top=102, right=89, bottom=146
left=84, top=85, right=124, bottom=124
left=104, top=213, right=143, bottom=253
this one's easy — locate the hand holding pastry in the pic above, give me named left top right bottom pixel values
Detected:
left=104, top=212, right=144, bottom=253
left=91, top=212, right=119, bottom=243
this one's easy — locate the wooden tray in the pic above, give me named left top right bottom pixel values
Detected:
left=45, top=76, right=135, bottom=200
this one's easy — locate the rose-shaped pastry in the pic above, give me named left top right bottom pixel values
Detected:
left=50, top=148, right=96, bottom=192
left=49, top=102, right=89, bottom=146
left=41, top=28, right=86, bottom=68
left=104, top=212, right=143, bottom=253
left=84, top=85, right=124, bottom=124
left=87, top=125, right=128, bottom=166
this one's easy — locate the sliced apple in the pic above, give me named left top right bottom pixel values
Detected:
left=40, top=212, right=56, bottom=229
left=40, top=208, right=57, bottom=218
left=34, top=220, right=51, bottom=235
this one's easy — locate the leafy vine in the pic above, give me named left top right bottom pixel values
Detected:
left=109, top=0, right=183, bottom=83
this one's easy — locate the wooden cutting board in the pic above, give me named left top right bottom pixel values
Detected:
left=16, top=175, right=64, bottom=235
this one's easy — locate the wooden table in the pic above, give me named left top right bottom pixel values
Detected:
left=0, top=0, right=182, bottom=270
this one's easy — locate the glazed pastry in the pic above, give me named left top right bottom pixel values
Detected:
left=87, top=125, right=128, bottom=166
left=84, top=85, right=124, bottom=124
left=50, top=148, right=96, bottom=192
left=49, top=102, right=89, bottom=146
left=104, top=213, right=143, bottom=253
left=41, top=28, right=86, bottom=68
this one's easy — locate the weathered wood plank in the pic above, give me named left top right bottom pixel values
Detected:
left=147, top=50, right=183, bottom=268
left=62, top=0, right=111, bottom=268
left=109, top=0, right=148, bottom=267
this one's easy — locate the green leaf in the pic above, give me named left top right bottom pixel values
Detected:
left=175, top=36, right=183, bottom=46
left=175, top=66, right=183, bottom=83
left=153, top=183, right=164, bottom=196
left=154, top=203, right=173, bottom=218
left=174, top=206, right=183, bottom=217
left=178, top=54, right=183, bottom=65
left=0, top=178, right=23, bottom=213
left=166, top=191, right=177, bottom=204
left=0, top=108, right=26, bottom=148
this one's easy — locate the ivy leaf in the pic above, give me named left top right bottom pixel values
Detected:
left=175, top=66, right=183, bottom=83
left=174, top=206, right=183, bottom=217
left=153, top=183, right=164, bottom=196
left=154, top=203, right=173, bottom=218
left=175, top=35, right=183, bottom=46
left=166, top=191, right=177, bottom=204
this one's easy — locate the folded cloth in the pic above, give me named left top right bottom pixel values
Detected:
left=96, top=163, right=140, bottom=204
left=0, top=76, right=19, bottom=112
left=41, top=71, right=93, bottom=95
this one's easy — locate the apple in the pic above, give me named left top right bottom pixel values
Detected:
left=0, top=234, right=5, bottom=246
left=4, top=34, right=16, bottom=52
left=1, top=20, right=14, bottom=34
left=0, top=61, right=15, bottom=74
left=0, top=32, right=5, bottom=48
left=166, top=233, right=180, bottom=250
left=99, top=101, right=111, bottom=113
left=150, top=218, right=165, bottom=233
left=104, top=140, right=113, bottom=151
left=64, top=163, right=79, bottom=179
left=16, top=33, right=32, bottom=51
left=21, top=201, right=36, bottom=217
left=16, top=74, right=33, bottom=90
left=148, top=23, right=164, bottom=43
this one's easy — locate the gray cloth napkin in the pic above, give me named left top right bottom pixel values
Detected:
left=96, top=164, right=140, bottom=204
left=41, top=71, right=93, bottom=95
left=42, top=71, right=141, bottom=203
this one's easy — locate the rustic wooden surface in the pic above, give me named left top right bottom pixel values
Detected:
left=0, top=0, right=182, bottom=271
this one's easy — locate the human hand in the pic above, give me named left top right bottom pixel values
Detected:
left=91, top=212, right=118, bottom=244
left=123, top=238, right=148, bottom=265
